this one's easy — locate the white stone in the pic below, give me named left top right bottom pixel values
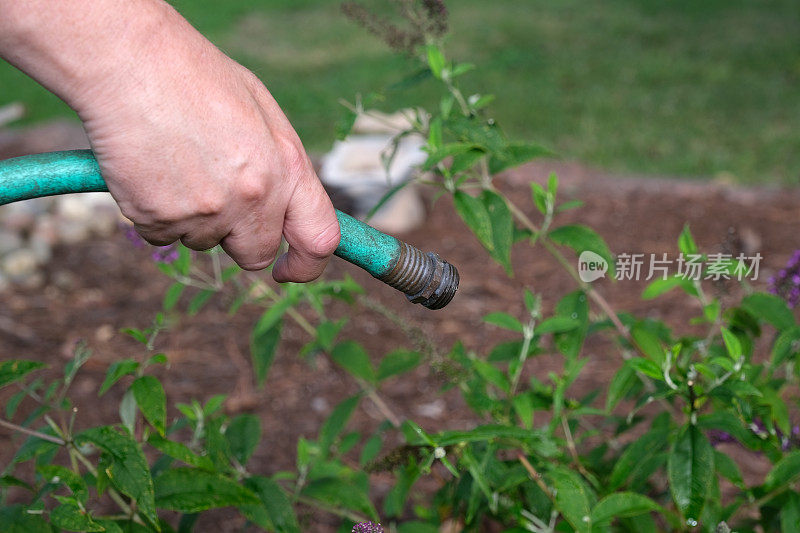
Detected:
left=2, top=248, right=39, bottom=279
left=320, top=132, right=428, bottom=231
left=351, top=109, right=418, bottom=135
left=366, top=184, right=425, bottom=234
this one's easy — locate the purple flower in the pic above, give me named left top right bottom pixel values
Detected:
left=152, top=244, right=179, bottom=264
left=708, top=429, right=735, bottom=447
left=353, top=522, right=384, bottom=533
left=121, top=224, right=147, bottom=249
left=768, top=250, right=800, bottom=307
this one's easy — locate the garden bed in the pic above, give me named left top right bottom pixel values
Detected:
left=1, top=160, right=799, bottom=531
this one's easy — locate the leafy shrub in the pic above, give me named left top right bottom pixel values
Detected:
left=2, top=2, right=800, bottom=532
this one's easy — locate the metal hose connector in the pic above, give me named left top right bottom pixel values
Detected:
left=378, top=242, right=459, bottom=310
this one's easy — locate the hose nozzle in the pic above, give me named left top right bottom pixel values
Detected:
left=379, top=242, right=459, bottom=310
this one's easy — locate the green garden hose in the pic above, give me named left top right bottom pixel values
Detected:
left=0, top=150, right=458, bottom=309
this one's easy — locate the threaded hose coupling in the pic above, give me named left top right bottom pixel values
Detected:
left=378, top=242, right=459, bottom=310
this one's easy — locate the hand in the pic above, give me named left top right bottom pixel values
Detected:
left=0, top=0, right=340, bottom=282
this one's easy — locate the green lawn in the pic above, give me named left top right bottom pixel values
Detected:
left=2, top=0, right=798, bottom=184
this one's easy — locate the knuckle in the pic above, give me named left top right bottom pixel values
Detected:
left=235, top=173, right=268, bottom=203
left=193, top=195, right=224, bottom=217
left=279, top=137, right=311, bottom=180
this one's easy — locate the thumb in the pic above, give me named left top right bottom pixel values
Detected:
left=272, top=179, right=340, bottom=283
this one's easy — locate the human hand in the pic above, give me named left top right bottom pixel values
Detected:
left=0, top=0, right=340, bottom=282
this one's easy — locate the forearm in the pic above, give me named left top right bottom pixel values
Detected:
left=0, top=0, right=202, bottom=117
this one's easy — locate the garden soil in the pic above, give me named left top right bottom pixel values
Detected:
left=2, top=159, right=799, bottom=531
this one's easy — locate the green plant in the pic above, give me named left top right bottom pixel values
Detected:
left=3, top=1, right=800, bottom=532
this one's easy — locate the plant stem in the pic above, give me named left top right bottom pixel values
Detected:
left=0, top=418, right=64, bottom=444
left=295, top=494, right=368, bottom=523
left=517, top=451, right=554, bottom=500
left=560, top=417, right=594, bottom=482
left=69, top=444, right=144, bottom=525
left=364, top=386, right=402, bottom=427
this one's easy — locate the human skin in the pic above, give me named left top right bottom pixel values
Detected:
left=0, top=0, right=340, bottom=282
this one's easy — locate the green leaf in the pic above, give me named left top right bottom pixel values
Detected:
left=741, top=292, right=795, bottom=329
left=154, top=468, right=259, bottom=512
left=50, top=502, right=105, bottom=532
left=488, top=142, right=551, bottom=174
left=530, top=182, right=548, bottom=214
left=549, top=466, right=594, bottom=532
left=360, top=434, right=383, bottom=466
left=422, top=143, right=478, bottom=170
left=762, top=386, right=791, bottom=435
left=226, top=414, right=261, bottom=466
left=537, top=316, right=580, bottom=334
left=453, top=191, right=494, bottom=252
left=377, top=350, right=422, bottom=381
left=631, top=323, right=666, bottom=364
left=320, top=395, right=360, bottom=453
left=481, top=190, right=514, bottom=274
left=472, top=359, right=510, bottom=393
left=720, top=327, right=742, bottom=359
left=696, top=412, right=761, bottom=449
left=642, top=275, right=698, bottom=299
left=548, top=224, right=615, bottom=278
left=251, top=319, right=282, bottom=387
left=713, top=450, right=744, bottom=488
left=450, top=148, right=486, bottom=174
left=626, top=357, right=663, bottom=380
left=678, top=224, right=698, bottom=255
left=765, top=450, right=800, bottom=491
left=667, top=424, right=714, bottom=521
left=0, top=475, right=33, bottom=491
left=147, top=433, right=214, bottom=470
left=12, top=427, right=59, bottom=464
left=425, top=44, right=446, bottom=79
left=301, top=477, right=378, bottom=521
left=5, top=388, right=26, bottom=418
left=590, top=492, right=660, bottom=524
left=0, top=360, right=45, bottom=389
left=606, top=362, right=637, bottom=411
left=38, top=464, right=88, bottom=503
left=0, top=504, right=51, bottom=532
left=240, top=476, right=300, bottom=533
left=163, top=282, right=185, bottom=311
left=187, top=289, right=214, bottom=315
left=609, top=427, right=668, bottom=490
left=75, top=426, right=158, bottom=527
left=512, top=394, right=534, bottom=430
left=772, top=325, right=800, bottom=366
left=63, top=343, right=91, bottom=386
left=331, top=341, right=376, bottom=384
left=119, top=388, right=137, bottom=434
left=781, top=491, right=800, bottom=533
left=335, top=107, right=357, bottom=140
left=131, top=375, right=167, bottom=436
left=173, top=245, right=192, bottom=276
left=483, top=312, right=523, bottom=332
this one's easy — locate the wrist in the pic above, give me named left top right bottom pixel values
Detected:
left=0, top=1, right=207, bottom=118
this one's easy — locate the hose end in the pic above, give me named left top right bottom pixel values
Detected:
left=379, top=243, right=459, bottom=310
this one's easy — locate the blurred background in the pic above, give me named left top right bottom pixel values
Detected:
left=2, top=0, right=799, bottom=184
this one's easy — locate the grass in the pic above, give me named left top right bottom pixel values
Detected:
left=1, top=0, right=798, bottom=184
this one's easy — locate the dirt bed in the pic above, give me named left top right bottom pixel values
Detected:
left=1, top=160, right=799, bottom=531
